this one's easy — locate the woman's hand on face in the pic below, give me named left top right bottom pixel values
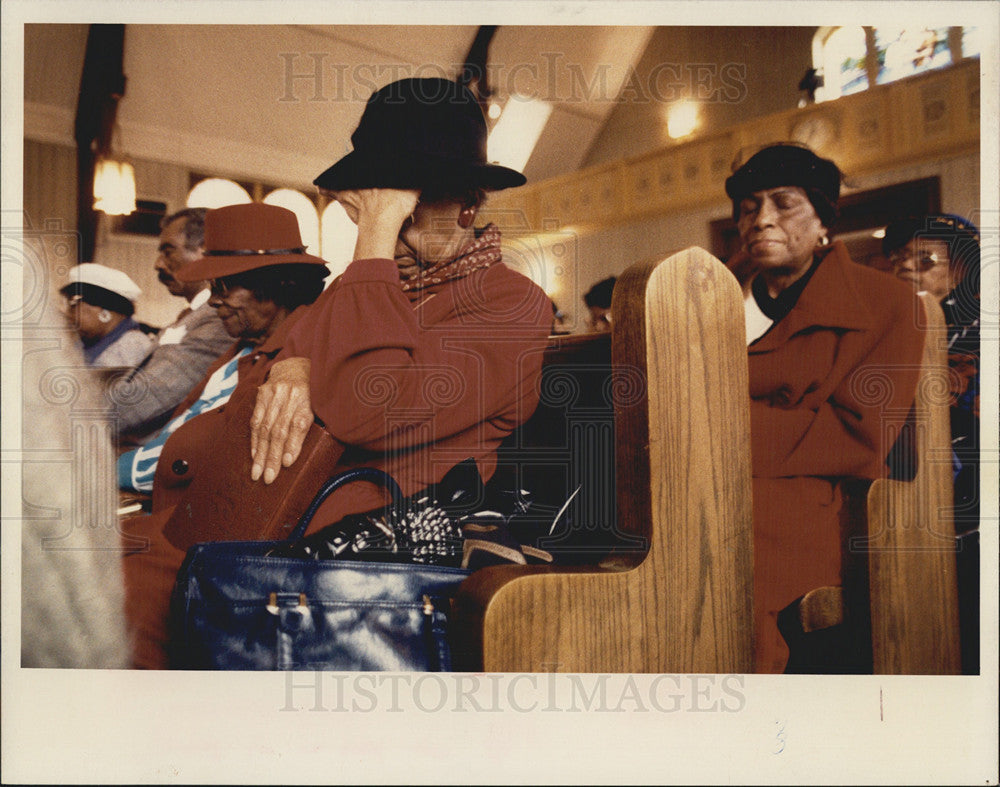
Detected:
left=333, top=189, right=420, bottom=260
left=250, top=357, right=312, bottom=484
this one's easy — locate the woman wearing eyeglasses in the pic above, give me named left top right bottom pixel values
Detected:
left=117, top=203, right=331, bottom=668
left=882, top=214, right=981, bottom=674
left=122, top=78, right=552, bottom=670
left=116, top=203, right=329, bottom=497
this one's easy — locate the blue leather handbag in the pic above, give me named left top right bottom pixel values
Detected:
left=168, top=468, right=471, bottom=671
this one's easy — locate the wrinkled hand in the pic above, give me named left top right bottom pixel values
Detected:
left=250, top=357, right=312, bottom=484
left=330, top=188, right=420, bottom=260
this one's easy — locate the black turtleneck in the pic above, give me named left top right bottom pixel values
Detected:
left=751, top=256, right=824, bottom=325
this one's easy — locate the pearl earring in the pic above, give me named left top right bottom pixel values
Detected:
left=98, top=309, right=112, bottom=323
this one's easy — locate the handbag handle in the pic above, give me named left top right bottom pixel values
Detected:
left=287, top=467, right=404, bottom=542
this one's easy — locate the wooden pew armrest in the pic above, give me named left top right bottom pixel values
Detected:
left=450, top=563, right=628, bottom=671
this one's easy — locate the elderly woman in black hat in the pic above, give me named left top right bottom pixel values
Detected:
left=120, top=202, right=330, bottom=668
left=724, top=143, right=925, bottom=673
left=61, top=263, right=155, bottom=368
left=246, top=78, right=552, bottom=541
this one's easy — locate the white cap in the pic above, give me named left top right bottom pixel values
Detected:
left=65, top=263, right=142, bottom=303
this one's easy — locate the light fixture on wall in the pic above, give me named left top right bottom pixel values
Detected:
left=93, top=154, right=136, bottom=216
left=667, top=100, right=699, bottom=139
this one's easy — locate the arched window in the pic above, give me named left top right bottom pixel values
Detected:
left=874, top=26, right=952, bottom=85
left=321, top=201, right=358, bottom=279
left=263, top=188, right=320, bottom=255
left=961, top=27, right=981, bottom=59
left=814, top=26, right=978, bottom=102
left=818, top=26, right=869, bottom=100
left=186, top=178, right=252, bottom=209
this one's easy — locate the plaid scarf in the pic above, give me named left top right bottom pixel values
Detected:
left=399, top=223, right=503, bottom=295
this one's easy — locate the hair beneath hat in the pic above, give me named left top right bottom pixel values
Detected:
left=417, top=184, right=489, bottom=209
left=216, top=263, right=328, bottom=312
left=725, top=143, right=842, bottom=227
left=584, top=276, right=617, bottom=309
left=60, top=282, right=135, bottom=317
left=802, top=187, right=840, bottom=228
left=162, top=207, right=208, bottom=250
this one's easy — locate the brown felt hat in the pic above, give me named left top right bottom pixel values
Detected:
left=175, top=202, right=327, bottom=281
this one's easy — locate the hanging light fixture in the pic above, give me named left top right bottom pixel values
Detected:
left=92, top=77, right=135, bottom=216
left=93, top=154, right=136, bottom=216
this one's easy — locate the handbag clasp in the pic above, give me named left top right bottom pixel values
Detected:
left=266, top=591, right=308, bottom=615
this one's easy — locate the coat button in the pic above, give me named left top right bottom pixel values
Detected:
left=771, top=386, right=793, bottom=407
left=172, top=459, right=189, bottom=475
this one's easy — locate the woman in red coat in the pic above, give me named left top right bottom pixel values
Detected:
left=723, top=144, right=925, bottom=673
left=124, top=79, right=551, bottom=668
left=246, top=78, right=552, bottom=540
left=120, top=202, right=331, bottom=668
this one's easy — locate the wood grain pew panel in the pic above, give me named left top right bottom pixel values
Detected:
left=452, top=248, right=755, bottom=673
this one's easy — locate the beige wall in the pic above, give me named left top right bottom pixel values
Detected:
left=22, top=139, right=192, bottom=328
left=583, top=27, right=816, bottom=167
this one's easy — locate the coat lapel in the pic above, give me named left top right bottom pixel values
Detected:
left=750, top=241, right=875, bottom=353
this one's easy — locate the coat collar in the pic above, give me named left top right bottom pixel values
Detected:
left=189, top=288, right=211, bottom=310
left=83, top=316, right=140, bottom=364
left=244, top=303, right=311, bottom=360
left=749, top=240, right=875, bottom=352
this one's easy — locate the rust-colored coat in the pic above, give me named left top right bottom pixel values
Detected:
left=738, top=242, right=925, bottom=672
left=122, top=257, right=551, bottom=668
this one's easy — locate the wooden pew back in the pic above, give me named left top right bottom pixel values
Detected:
left=862, top=293, right=962, bottom=673
left=491, top=331, right=645, bottom=564
left=453, top=248, right=754, bottom=673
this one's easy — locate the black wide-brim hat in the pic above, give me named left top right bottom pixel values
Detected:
left=314, top=77, right=526, bottom=194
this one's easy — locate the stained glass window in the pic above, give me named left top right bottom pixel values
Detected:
left=816, top=25, right=978, bottom=102
left=874, top=27, right=951, bottom=85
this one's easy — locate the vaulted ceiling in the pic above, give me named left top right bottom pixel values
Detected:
left=24, top=24, right=656, bottom=189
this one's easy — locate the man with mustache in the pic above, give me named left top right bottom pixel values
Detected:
left=111, top=208, right=233, bottom=446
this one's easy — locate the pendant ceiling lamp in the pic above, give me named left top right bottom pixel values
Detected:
left=77, top=24, right=136, bottom=231
left=93, top=150, right=136, bottom=216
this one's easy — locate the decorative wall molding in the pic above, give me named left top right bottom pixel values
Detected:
left=23, top=101, right=74, bottom=147
left=116, top=119, right=329, bottom=191
left=25, top=58, right=981, bottom=239
left=24, top=101, right=330, bottom=190
left=481, top=59, right=981, bottom=238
